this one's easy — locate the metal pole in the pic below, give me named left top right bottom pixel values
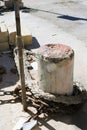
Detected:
left=14, top=0, right=27, bottom=111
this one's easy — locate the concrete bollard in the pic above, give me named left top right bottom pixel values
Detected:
left=36, top=44, right=74, bottom=95
left=5, top=0, right=23, bottom=9
left=0, top=23, right=9, bottom=43
left=8, top=25, right=32, bottom=46
left=0, top=23, right=9, bottom=52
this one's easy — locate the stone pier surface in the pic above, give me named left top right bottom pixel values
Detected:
left=37, top=44, right=74, bottom=95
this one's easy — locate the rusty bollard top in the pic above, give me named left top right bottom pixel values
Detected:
left=36, top=44, right=74, bottom=63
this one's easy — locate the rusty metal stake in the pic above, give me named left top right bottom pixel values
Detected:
left=14, top=0, right=27, bottom=111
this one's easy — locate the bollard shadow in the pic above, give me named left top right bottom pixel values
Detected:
left=35, top=102, right=87, bottom=130
left=57, top=15, right=87, bottom=21
left=71, top=101, right=87, bottom=130
left=25, top=37, right=40, bottom=50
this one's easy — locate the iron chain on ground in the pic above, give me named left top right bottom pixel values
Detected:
left=13, top=84, right=86, bottom=120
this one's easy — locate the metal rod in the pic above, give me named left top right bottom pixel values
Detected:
left=14, top=0, right=27, bottom=111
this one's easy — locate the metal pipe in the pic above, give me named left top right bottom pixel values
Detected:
left=14, top=0, right=27, bottom=111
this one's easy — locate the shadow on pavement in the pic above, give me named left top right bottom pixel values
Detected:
left=71, top=102, right=87, bottom=130
left=42, top=101, right=87, bottom=130
left=25, top=37, right=40, bottom=50
left=0, top=88, right=87, bottom=130
left=57, top=15, right=87, bottom=21
left=22, top=7, right=87, bottom=22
